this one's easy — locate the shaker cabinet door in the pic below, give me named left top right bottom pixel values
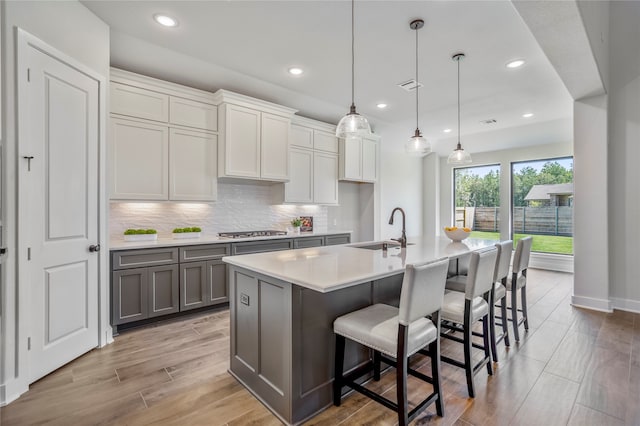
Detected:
left=313, top=152, right=339, bottom=205
left=261, top=113, right=290, bottom=181
left=207, top=260, right=228, bottom=305
left=148, top=265, right=179, bottom=317
left=362, top=137, right=378, bottom=183
left=169, top=128, right=217, bottom=201
left=285, top=148, right=314, bottom=203
left=112, top=268, right=148, bottom=325
left=180, top=261, right=208, bottom=311
left=223, top=104, right=261, bottom=178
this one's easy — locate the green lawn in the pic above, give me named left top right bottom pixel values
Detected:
left=469, top=231, right=573, bottom=255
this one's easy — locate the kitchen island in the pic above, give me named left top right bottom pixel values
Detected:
left=222, top=237, right=495, bottom=425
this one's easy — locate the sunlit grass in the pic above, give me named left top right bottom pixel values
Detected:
left=469, top=231, right=573, bottom=255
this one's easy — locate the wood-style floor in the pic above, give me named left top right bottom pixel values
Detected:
left=1, top=269, right=638, bottom=425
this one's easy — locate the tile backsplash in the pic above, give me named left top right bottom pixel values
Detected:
left=109, top=182, right=328, bottom=239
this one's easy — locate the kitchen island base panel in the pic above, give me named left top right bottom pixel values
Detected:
left=229, top=265, right=404, bottom=425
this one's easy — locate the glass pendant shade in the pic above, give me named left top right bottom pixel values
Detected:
left=447, top=143, right=472, bottom=164
left=405, top=129, right=431, bottom=157
left=336, top=108, right=372, bottom=138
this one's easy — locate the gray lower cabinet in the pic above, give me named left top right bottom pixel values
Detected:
left=179, top=244, right=231, bottom=311
left=324, top=233, right=351, bottom=246
left=148, top=265, right=180, bottom=317
left=293, top=236, right=324, bottom=248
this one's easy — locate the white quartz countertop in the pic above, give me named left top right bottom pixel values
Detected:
left=109, top=230, right=352, bottom=250
left=223, top=236, right=497, bottom=293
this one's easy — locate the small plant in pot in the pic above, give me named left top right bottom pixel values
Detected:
left=123, top=228, right=158, bottom=242
left=290, top=218, right=302, bottom=235
left=172, top=226, right=202, bottom=239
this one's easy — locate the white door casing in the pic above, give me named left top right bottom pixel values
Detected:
left=19, top=32, right=100, bottom=383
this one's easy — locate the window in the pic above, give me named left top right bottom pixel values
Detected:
left=453, top=164, right=500, bottom=241
left=511, top=157, right=573, bottom=255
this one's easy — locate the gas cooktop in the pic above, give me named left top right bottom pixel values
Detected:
left=218, top=230, right=288, bottom=239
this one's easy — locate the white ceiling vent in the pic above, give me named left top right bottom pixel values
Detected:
left=480, top=119, right=497, bottom=124
left=397, top=79, right=423, bottom=92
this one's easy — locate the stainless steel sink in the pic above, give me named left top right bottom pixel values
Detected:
left=353, top=241, right=413, bottom=250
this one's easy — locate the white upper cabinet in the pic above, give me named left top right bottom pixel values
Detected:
left=313, top=152, right=339, bottom=205
left=261, top=113, right=290, bottom=181
left=285, top=148, right=314, bottom=203
left=339, top=134, right=379, bottom=183
left=110, top=117, right=169, bottom=200
left=169, top=128, right=217, bottom=201
left=221, top=104, right=261, bottom=179
left=214, top=90, right=297, bottom=182
left=290, top=124, right=314, bottom=149
left=169, top=96, right=218, bottom=131
left=111, top=82, right=169, bottom=123
left=109, top=68, right=219, bottom=201
left=280, top=117, right=339, bottom=205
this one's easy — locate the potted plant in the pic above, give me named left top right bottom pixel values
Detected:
left=290, top=218, right=302, bottom=235
left=123, top=228, right=157, bottom=242
left=172, top=226, right=202, bottom=239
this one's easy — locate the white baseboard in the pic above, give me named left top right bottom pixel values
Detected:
left=610, top=297, right=640, bottom=314
left=0, top=379, right=28, bottom=407
left=530, top=252, right=574, bottom=273
left=571, top=294, right=613, bottom=312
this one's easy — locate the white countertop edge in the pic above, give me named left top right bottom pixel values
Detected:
left=109, top=230, right=353, bottom=250
left=223, top=255, right=402, bottom=293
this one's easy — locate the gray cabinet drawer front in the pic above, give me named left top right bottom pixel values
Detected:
left=180, top=244, right=230, bottom=262
left=112, top=248, right=179, bottom=270
left=324, top=234, right=351, bottom=246
left=232, top=239, right=293, bottom=255
left=294, top=236, right=325, bottom=249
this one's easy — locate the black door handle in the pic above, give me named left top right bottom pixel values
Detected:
left=89, top=244, right=101, bottom=253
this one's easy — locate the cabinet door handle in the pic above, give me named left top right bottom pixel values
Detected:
left=89, top=244, right=101, bottom=253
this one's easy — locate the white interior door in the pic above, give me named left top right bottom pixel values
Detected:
left=24, top=41, right=99, bottom=383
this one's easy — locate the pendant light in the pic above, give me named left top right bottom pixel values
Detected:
left=405, top=19, right=431, bottom=157
left=448, top=53, right=472, bottom=164
left=335, top=0, right=371, bottom=138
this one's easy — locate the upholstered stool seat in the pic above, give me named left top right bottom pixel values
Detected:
left=334, top=304, right=437, bottom=358
left=445, top=275, right=467, bottom=293
left=505, top=274, right=526, bottom=291
left=441, top=292, right=488, bottom=324
left=494, top=281, right=506, bottom=300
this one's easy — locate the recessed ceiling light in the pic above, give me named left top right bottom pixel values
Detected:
left=506, top=59, right=525, bottom=69
left=443, top=128, right=452, bottom=133
left=154, top=14, right=178, bottom=27
left=288, top=67, right=303, bottom=76
left=376, top=103, right=387, bottom=109
left=522, top=113, right=534, bottom=118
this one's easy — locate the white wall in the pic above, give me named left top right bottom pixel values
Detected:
left=607, top=1, right=640, bottom=312
left=0, top=0, right=109, bottom=405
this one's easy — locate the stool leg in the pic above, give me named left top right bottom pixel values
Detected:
left=333, top=334, right=345, bottom=406
left=482, top=315, right=493, bottom=375
left=501, top=294, right=510, bottom=347
left=522, top=285, right=529, bottom=330
left=463, top=302, right=475, bottom=398
left=511, top=285, right=520, bottom=342
left=396, top=325, right=409, bottom=426
left=431, top=312, right=445, bottom=417
left=488, top=292, right=498, bottom=362
left=373, top=350, right=381, bottom=381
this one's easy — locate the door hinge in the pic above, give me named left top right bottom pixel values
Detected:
left=27, top=68, right=30, bottom=82
left=28, top=337, right=31, bottom=350
left=27, top=247, right=31, bottom=260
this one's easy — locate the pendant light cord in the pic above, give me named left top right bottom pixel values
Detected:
left=457, top=56, right=461, bottom=148
left=351, top=0, right=355, bottom=108
left=415, top=23, right=419, bottom=132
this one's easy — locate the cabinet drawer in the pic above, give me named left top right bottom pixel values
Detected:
left=111, top=82, right=169, bottom=122
left=232, top=239, right=293, bottom=255
left=169, top=96, right=218, bottom=131
left=325, top=234, right=351, bottom=246
left=294, top=236, right=325, bottom=248
left=180, top=244, right=231, bottom=262
left=112, top=248, right=179, bottom=270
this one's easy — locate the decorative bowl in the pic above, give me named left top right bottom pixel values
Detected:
left=444, top=227, right=471, bottom=242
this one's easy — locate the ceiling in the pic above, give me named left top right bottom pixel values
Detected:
left=83, top=0, right=574, bottom=155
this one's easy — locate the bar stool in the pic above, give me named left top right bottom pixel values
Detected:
left=489, top=240, right=513, bottom=361
left=333, top=258, right=450, bottom=426
left=440, top=247, right=497, bottom=398
left=506, top=236, right=533, bottom=342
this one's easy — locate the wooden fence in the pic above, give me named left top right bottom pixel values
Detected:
left=467, top=206, right=573, bottom=236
